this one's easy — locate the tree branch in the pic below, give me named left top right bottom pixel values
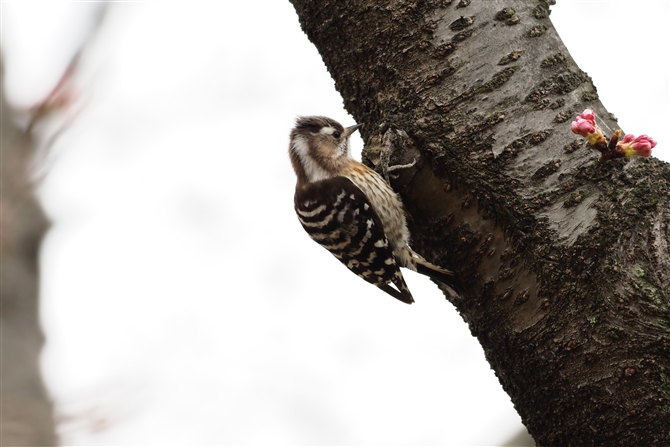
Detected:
left=1, top=61, right=57, bottom=447
left=289, top=1, right=670, bottom=445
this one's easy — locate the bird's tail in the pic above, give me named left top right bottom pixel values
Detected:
left=413, top=255, right=462, bottom=295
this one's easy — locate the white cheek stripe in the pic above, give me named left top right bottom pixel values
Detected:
left=292, top=135, right=330, bottom=183
left=292, top=134, right=311, bottom=158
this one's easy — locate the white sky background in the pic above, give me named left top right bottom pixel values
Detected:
left=2, top=1, right=668, bottom=445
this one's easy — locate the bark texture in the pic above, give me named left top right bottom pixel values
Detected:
left=289, top=1, right=670, bottom=445
left=1, top=65, right=58, bottom=446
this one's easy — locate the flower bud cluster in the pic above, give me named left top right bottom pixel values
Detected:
left=570, top=109, right=657, bottom=162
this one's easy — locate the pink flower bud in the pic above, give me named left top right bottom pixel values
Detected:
left=580, top=109, right=596, bottom=122
left=571, top=109, right=597, bottom=138
left=617, top=134, right=657, bottom=158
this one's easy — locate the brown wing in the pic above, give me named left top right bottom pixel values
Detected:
left=294, top=176, right=413, bottom=304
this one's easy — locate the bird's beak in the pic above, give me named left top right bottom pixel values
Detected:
left=344, top=123, right=363, bottom=137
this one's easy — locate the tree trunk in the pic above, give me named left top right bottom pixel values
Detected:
left=288, top=1, right=670, bottom=445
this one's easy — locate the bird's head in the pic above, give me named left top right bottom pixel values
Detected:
left=288, top=116, right=362, bottom=185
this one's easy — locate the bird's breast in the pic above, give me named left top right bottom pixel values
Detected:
left=343, top=164, right=410, bottom=251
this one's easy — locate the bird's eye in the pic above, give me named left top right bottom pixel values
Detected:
left=332, top=130, right=341, bottom=138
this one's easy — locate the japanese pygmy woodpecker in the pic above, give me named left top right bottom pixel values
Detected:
left=289, top=116, right=457, bottom=304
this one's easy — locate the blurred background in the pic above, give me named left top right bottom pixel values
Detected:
left=1, top=1, right=668, bottom=445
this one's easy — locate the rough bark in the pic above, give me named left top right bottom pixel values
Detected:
left=289, top=1, right=670, bottom=446
left=1, top=64, right=58, bottom=446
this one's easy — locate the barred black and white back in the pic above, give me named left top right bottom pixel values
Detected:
left=295, top=174, right=414, bottom=303
left=289, top=116, right=457, bottom=304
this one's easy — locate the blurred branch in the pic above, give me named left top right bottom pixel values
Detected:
left=0, top=5, right=108, bottom=445
left=1, top=59, right=57, bottom=447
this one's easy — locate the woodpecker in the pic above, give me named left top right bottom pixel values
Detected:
left=288, top=116, right=458, bottom=304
